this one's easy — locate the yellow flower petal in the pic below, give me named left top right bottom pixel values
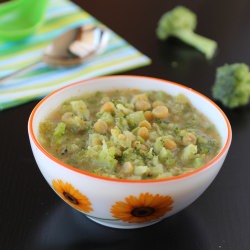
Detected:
left=111, top=192, right=174, bottom=223
left=52, top=179, right=93, bottom=213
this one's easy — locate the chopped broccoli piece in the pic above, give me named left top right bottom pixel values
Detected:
left=53, top=122, right=66, bottom=145
left=84, top=140, right=117, bottom=171
left=139, top=147, right=154, bottom=160
left=181, top=144, right=197, bottom=163
left=97, top=112, right=114, bottom=125
left=126, top=111, right=145, bottom=127
left=156, top=5, right=217, bottom=59
left=192, top=157, right=205, bottom=168
left=153, top=137, right=164, bottom=154
left=116, top=103, right=133, bottom=115
left=110, top=127, right=135, bottom=149
left=151, top=164, right=164, bottom=177
left=70, top=100, right=89, bottom=120
left=121, top=148, right=145, bottom=166
left=212, top=63, right=250, bottom=108
left=159, top=147, right=175, bottom=165
left=61, top=112, right=85, bottom=130
left=134, top=165, right=151, bottom=177
left=115, top=117, right=129, bottom=131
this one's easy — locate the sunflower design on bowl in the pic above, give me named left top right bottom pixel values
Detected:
left=52, top=179, right=93, bottom=213
left=110, top=192, right=174, bottom=223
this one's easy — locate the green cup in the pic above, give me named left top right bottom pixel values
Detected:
left=0, top=0, right=49, bottom=42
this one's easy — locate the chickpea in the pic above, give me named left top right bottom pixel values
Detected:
left=182, top=133, right=197, bottom=146
left=120, top=162, right=134, bottom=175
left=137, top=143, right=148, bottom=151
left=144, top=111, right=154, bottom=122
left=61, top=112, right=84, bottom=127
left=133, top=94, right=149, bottom=102
left=163, top=138, right=177, bottom=150
left=91, top=138, right=102, bottom=146
left=135, top=100, right=151, bottom=111
left=137, top=127, right=149, bottom=140
left=152, top=105, right=169, bottom=119
left=132, top=140, right=138, bottom=148
left=152, top=101, right=164, bottom=108
left=132, top=141, right=148, bottom=151
left=139, top=120, right=152, bottom=129
left=100, top=102, right=115, bottom=112
left=93, top=119, right=108, bottom=134
left=118, top=134, right=126, bottom=140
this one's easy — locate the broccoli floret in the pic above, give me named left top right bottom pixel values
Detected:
left=212, top=63, right=250, bottom=108
left=156, top=5, right=217, bottom=59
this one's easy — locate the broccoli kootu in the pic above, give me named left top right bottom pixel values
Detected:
left=38, top=89, right=221, bottom=180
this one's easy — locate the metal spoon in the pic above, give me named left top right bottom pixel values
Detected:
left=0, top=24, right=109, bottom=83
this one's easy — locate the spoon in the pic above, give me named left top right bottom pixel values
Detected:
left=0, top=24, right=110, bottom=83
left=0, top=0, right=49, bottom=41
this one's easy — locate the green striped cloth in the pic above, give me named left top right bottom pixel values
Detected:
left=0, top=0, right=151, bottom=110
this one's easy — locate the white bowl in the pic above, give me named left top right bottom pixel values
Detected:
left=28, top=75, right=232, bottom=229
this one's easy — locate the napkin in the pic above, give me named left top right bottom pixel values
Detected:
left=0, top=0, right=151, bottom=110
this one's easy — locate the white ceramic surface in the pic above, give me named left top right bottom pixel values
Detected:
left=28, top=75, right=232, bottom=229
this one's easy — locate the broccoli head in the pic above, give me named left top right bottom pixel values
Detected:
left=156, top=5, right=218, bottom=59
left=212, top=63, right=250, bottom=108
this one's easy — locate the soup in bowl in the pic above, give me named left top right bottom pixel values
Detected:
left=28, top=75, right=232, bottom=229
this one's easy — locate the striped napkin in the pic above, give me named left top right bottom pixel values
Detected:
left=0, top=0, right=151, bottom=110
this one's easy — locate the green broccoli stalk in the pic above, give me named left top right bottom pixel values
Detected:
left=212, top=63, right=250, bottom=108
left=156, top=5, right=218, bottom=59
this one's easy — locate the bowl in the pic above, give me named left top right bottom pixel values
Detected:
left=28, top=75, right=232, bottom=229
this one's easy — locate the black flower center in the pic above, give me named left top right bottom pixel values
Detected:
left=131, top=207, right=155, bottom=217
left=63, top=192, right=79, bottom=205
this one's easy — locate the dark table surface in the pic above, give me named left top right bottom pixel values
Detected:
left=1, top=0, right=250, bottom=249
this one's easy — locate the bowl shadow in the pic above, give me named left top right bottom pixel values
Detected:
left=29, top=203, right=211, bottom=250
